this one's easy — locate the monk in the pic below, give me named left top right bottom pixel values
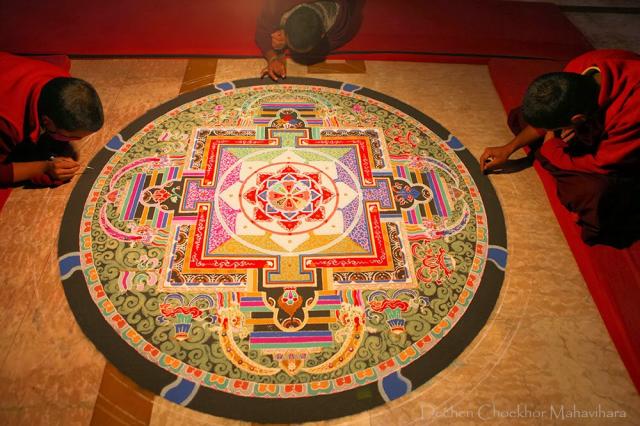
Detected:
left=256, top=0, right=363, bottom=81
left=480, top=49, right=640, bottom=247
left=0, top=52, right=104, bottom=186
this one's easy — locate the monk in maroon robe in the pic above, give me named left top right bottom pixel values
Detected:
left=256, top=0, right=364, bottom=80
left=0, top=52, right=103, bottom=186
left=481, top=49, right=640, bottom=247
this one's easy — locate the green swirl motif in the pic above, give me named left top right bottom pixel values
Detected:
left=77, top=82, right=492, bottom=395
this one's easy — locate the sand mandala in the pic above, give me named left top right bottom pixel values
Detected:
left=58, top=78, right=507, bottom=422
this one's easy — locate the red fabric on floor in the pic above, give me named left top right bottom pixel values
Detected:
left=27, top=55, right=71, bottom=72
left=0, top=188, right=10, bottom=213
left=0, top=1, right=591, bottom=63
left=488, top=58, right=640, bottom=393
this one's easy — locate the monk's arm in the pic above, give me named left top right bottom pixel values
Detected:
left=255, top=1, right=279, bottom=59
left=11, top=161, right=49, bottom=182
left=12, top=158, right=81, bottom=182
left=256, top=1, right=287, bottom=81
left=480, top=125, right=543, bottom=173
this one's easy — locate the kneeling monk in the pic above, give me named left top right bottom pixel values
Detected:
left=481, top=49, right=640, bottom=247
left=256, top=0, right=363, bottom=81
left=0, top=52, right=104, bottom=186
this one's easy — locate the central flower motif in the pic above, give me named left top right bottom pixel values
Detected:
left=267, top=178, right=311, bottom=212
left=243, top=164, right=335, bottom=233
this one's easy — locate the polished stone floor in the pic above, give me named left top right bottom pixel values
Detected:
left=0, top=2, right=639, bottom=425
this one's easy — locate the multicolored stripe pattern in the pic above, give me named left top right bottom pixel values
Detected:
left=425, top=169, right=454, bottom=218
left=395, top=164, right=454, bottom=226
left=240, top=295, right=270, bottom=313
left=250, top=331, right=334, bottom=349
left=310, top=294, right=342, bottom=311
left=121, top=172, right=145, bottom=221
left=253, top=103, right=322, bottom=125
left=119, top=166, right=179, bottom=227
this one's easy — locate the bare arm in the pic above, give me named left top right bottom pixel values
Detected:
left=255, top=1, right=290, bottom=81
left=11, top=157, right=81, bottom=183
left=480, top=125, right=543, bottom=173
left=11, top=161, right=49, bottom=182
left=255, top=0, right=287, bottom=57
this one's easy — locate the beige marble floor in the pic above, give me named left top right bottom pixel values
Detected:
left=0, top=57, right=638, bottom=425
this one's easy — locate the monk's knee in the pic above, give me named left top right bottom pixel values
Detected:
left=556, top=174, right=640, bottom=246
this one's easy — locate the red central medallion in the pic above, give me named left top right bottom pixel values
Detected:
left=242, top=163, right=336, bottom=234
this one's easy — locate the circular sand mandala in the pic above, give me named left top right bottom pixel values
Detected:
left=58, top=78, right=507, bottom=422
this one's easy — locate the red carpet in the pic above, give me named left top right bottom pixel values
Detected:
left=489, top=58, right=640, bottom=393
left=0, top=188, right=10, bottom=214
left=0, top=1, right=591, bottom=63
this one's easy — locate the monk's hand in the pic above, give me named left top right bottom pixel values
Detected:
left=271, top=30, right=286, bottom=50
left=480, top=145, right=513, bottom=173
left=30, top=173, right=64, bottom=187
left=47, top=156, right=82, bottom=181
left=261, top=56, right=286, bottom=81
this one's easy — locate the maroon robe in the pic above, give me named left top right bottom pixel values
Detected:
left=255, top=0, right=363, bottom=63
left=0, top=52, right=70, bottom=184
left=539, top=49, right=640, bottom=174
left=512, top=50, right=640, bottom=247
